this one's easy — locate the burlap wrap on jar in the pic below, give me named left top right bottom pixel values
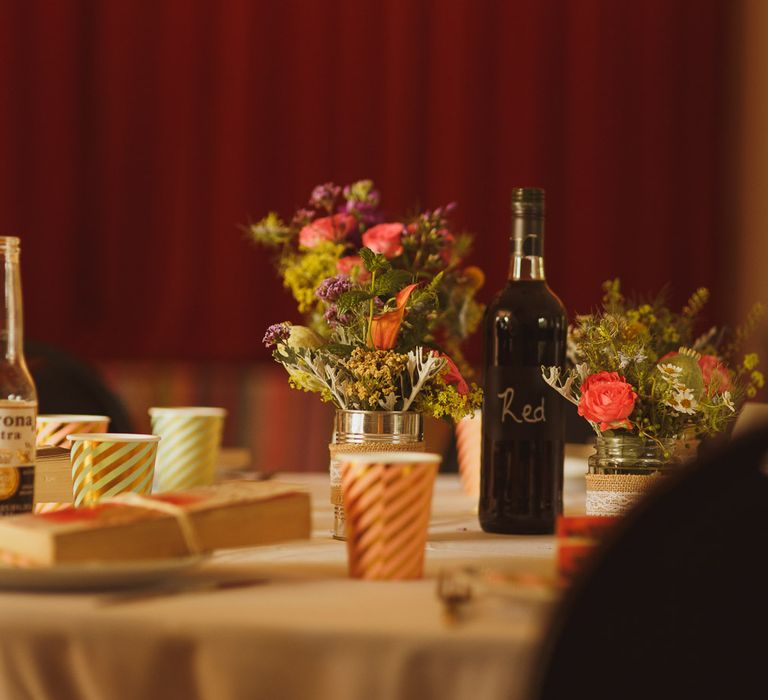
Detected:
left=585, top=435, right=693, bottom=516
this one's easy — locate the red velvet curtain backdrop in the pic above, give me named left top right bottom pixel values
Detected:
left=0, top=0, right=731, bottom=365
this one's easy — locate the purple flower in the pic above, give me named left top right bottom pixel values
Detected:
left=263, top=322, right=292, bottom=347
left=324, top=305, right=353, bottom=327
left=341, top=200, right=382, bottom=227
left=315, top=275, right=353, bottom=302
left=435, top=202, right=458, bottom=217
left=309, top=183, right=341, bottom=210
left=341, top=182, right=381, bottom=224
left=291, top=207, right=316, bottom=227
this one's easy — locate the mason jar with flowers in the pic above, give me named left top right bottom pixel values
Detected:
left=249, top=181, right=484, bottom=537
left=542, top=280, right=764, bottom=516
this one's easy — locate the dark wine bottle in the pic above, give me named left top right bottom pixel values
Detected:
left=479, top=188, right=567, bottom=534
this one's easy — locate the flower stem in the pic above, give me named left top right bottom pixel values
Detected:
left=366, top=269, right=377, bottom=345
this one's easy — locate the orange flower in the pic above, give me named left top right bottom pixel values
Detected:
left=368, top=283, right=419, bottom=350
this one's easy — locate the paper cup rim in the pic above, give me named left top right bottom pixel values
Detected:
left=334, top=451, right=442, bottom=464
left=148, top=407, right=227, bottom=417
left=66, top=433, right=161, bottom=443
left=37, top=414, right=111, bottom=422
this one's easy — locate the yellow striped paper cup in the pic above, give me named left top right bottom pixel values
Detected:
left=36, top=414, right=110, bottom=448
left=148, top=407, right=226, bottom=492
left=339, top=451, right=440, bottom=580
left=69, top=433, right=160, bottom=508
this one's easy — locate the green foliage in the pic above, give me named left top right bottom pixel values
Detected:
left=247, top=212, right=293, bottom=246
left=359, top=246, right=389, bottom=274
left=375, top=269, right=413, bottom=296
left=335, top=290, right=374, bottom=314
left=682, top=287, right=709, bottom=319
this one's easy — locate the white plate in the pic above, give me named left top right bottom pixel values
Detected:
left=0, top=556, right=207, bottom=592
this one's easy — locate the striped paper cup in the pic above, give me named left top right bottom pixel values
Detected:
left=149, top=407, right=226, bottom=492
left=455, top=410, right=481, bottom=499
left=338, top=451, right=440, bottom=580
left=35, top=412, right=111, bottom=513
left=69, top=433, right=160, bottom=508
left=36, top=414, right=110, bottom=449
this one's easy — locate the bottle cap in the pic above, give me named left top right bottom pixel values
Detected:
left=510, top=188, right=545, bottom=259
left=0, top=236, right=20, bottom=251
left=511, top=187, right=545, bottom=216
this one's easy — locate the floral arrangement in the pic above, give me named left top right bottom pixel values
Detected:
left=248, top=180, right=484, bottom=421
left=542, top=279, right=764, bottom=442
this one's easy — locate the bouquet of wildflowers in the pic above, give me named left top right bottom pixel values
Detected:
left=542, top=279, right=764, bottom=442
left=249, top=180, right=484, bottom=421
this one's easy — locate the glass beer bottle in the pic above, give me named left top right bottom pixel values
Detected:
left=0, top=236, right=37, bottom=515
left=479, top=188, right=566, bottom=534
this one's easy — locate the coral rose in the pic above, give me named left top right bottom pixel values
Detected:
left=698, top=354, right=731, bottom=394
left=336, top=255, right=370, bottom=282
left=362, top=223, right=404, bottom=258
left=298, top=213, right=356, bottom=248
left=578, top=372, right=637, bottom=431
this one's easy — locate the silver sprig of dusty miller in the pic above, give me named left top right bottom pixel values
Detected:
left=273, top=344, right=446, bottom=411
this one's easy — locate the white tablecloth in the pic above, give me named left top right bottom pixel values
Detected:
left=0, top=458, right=588, bottom=700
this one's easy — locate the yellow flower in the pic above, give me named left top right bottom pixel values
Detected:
left=744, top=353, right=759, bottom=371
left=281, top=242, right=345, bottom=313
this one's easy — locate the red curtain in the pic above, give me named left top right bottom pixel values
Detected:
left=0, top=0, right=732, bottom=366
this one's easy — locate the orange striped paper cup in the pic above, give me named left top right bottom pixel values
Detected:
left=455, top=409, right=481, bottom=499
left=36, top=414, right=110, bottom=449
left=339, top=451, right=440, bottom=580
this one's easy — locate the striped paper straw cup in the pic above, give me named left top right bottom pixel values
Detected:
left=69, top=433, right=160, bottom=508
left=339, top=451, right=440, bottom=580
left=36, top=414, right=110, bottom=448
left=149, top=407, right=226, bottom=492
left=455, top=410, right=481, bottom=499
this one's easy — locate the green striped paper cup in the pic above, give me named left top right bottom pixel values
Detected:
left=69, top=433, right=160, bottom=508
left=149, top=407, right=226, bottom=492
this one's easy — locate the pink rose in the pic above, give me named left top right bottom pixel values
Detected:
left=698, top=354, right=731, bottom=394
left=299, top=213, right=356, bottom=248
left=578, top=372, right=637, bottom=431
left=439, top=353, right=469, bottom=396
left=362, top=223, right=404, bottom=258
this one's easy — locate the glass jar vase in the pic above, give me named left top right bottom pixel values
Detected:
left=329, top=410, right=424, bottom=540
left=585, top=435, right=691, bottom=516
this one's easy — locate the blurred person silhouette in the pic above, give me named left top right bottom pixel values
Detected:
left=25, top=340, right=134, bottom=432
left=533, top=425, right=768, bottom=699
